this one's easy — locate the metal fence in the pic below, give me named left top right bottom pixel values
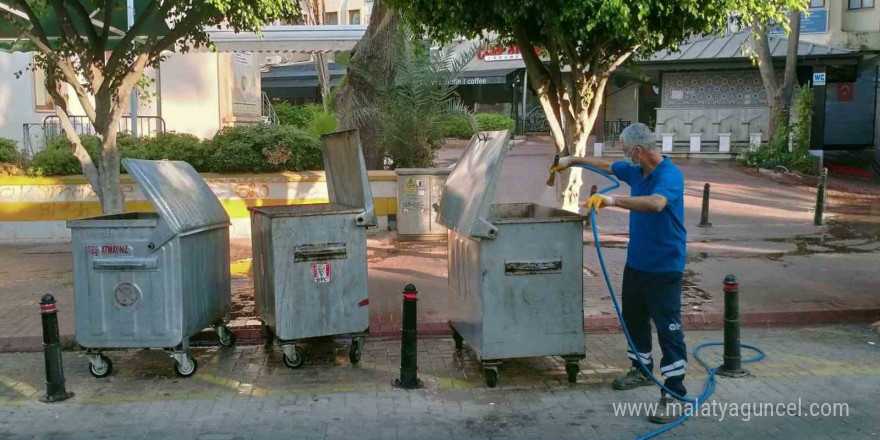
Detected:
left=603, top=120, right=631, bottom=143
left=20, top=115, right=166, bottom=156
left=262, top=92, right=278, bottom=125
left=517, top=107, right=550, bottom=135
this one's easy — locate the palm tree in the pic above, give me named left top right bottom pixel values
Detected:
left=345, top=29, right=477, bottom=168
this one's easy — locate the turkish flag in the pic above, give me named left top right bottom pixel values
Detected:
left=837, top=83, right=854, bottom=101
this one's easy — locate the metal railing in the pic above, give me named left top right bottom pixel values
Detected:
left=517, top=107, right=550, bottom=134
left=604, top=120, right=631, bottom=143
left=22, top=123, right=48, bottom=157
left=262, top=92, right=278, bottom=125
left=21, top=115, right=166, bottom=156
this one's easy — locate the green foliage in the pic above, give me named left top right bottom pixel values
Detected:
left=443, top=114, right=478, bottom=138
left=475, top=113, right=515, bottom=132
left=206, top=124, right=323, bottom=173
left=29, top=136, right=100, bottom=177
left=791, top=85, right=814, bottom=153
left=26, top=126, right=325, bottom=176
left=274, top=103, right=323, bottom=128
left=0, top=138, right=27, bottom=176
left=120, top=132, right=212, bottom=171
left=388, top=0, right=804, bottom=59
left=740, top=87, right=816, bottom=174
left=443, top=113, right=516, bottom=138
left=305, top=110, right=340, bottom=139
left=0, top=138, right=24, bottom=165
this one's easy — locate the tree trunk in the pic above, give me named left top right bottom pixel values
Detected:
left=335, top=0, right=399, bottom=169
left=753, top=10, right=801, bottom=142
left=97, top=133, right=124, bottom=214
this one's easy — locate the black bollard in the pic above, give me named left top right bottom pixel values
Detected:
left=395, top=284, right=422, bottom=389
left=39, top=294, right=73, bottom=402
left=718, top=276, right=748, bottom=378
left=698, top=183, right=712, bottom=227
left=814, top=168, right=828, bottom=226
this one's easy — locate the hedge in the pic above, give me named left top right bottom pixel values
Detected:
left=273, top=102, right=322, bottom=129
left=206, top=124, right=323, bottom=173
left=0, top=138, right=27, bottom=176
left=442, top=113, right=516, bottom=138
left=15, top=124, right=325, bottom=176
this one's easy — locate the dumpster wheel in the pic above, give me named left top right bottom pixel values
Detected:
left=349, top=338, right=364, bottom=364
left=173, top=354, right=198, bottom=377
left=282, top=346, right=306, bottom=369
left=88, top=354, right=113, bottom=378
left=217, top=325, right=236, bottom=348
left=565, top=362, right=579, bottom=383
left=451, top=329, right=463, bottom=350
left=483, top=366, right=499, bottom=388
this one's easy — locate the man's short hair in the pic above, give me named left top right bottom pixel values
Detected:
left=620, top=123, right=657, bottom=151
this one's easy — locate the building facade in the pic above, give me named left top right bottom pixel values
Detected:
left=0, top=50, right=264, bottom=153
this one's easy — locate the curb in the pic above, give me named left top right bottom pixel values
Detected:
left=4, top=308, right=878, bottom=352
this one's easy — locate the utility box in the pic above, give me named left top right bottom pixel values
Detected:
left=67, top=159, right=235, bottom=379
left=395, top=168, right=451, bottom=240
left=437, top=131, right=587, bottom=388
left=249, top=129, right=375, bottom=369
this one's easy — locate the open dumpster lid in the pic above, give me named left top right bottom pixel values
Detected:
left=321, top=129, right=377, bottom=227
left=436, top=130, right=512, bottom=239
left=123, top=159, right=229, bottom=237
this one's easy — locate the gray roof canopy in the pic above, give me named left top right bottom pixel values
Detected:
left=646, top=31, right=851, bottom=63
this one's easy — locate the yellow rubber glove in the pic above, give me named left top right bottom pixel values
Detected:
left=548, top=165, right=568, bottom=175
left=584, top=194, right=612, bottom=212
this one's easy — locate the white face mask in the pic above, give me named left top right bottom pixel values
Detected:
left=623, top=147, right=641, bottom=167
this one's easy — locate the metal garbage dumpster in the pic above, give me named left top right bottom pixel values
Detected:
left=395, top=168, right=451, bottom=240
left=437, top=131, right=587, bottom=387
left=67, top=159, right=234, bottom=379
left=249, top=129, right=375, bottom=369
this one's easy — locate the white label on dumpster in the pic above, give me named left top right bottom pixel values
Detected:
left=86, top=244, right=133, bottom=257
left=311, top=262, right=332, bottom=283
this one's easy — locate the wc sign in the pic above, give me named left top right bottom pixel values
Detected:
left=813, top=72, right=826, bottom=86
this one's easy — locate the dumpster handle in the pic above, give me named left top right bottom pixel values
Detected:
left=92, top=257, right=158, bottom=271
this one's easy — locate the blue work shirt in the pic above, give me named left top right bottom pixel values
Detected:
left=611, top=157, right=687, bottom=273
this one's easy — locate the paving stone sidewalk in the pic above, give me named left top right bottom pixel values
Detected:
left=0, top=325, right=878, bottom=439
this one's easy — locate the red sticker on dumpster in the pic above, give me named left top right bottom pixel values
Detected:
left=311, top=263, right=332, bottom=283
left=86, top=244, right=133, bottom=257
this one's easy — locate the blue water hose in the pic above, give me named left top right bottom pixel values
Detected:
left=571, top=164, right=766, bottom=439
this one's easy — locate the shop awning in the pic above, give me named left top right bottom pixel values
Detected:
left=452, top=68, right=518, bottom=86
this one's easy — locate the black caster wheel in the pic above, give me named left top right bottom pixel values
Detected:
left=484, top=368, right=498, bottom=388
left=565, top=363, right=580, bottom=383
left=452, top=329, right=463, bottom=350
left=88, top=354, right=113, bottom=378
left=349, top=339, right=363, bottom=364
left=218, top=326, right=236, bottom=347
left=174, top=355, right=198, bottom=378
left=262, top=323, right=275, bottom=346
left=282, top=347, right=306, bottom=369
